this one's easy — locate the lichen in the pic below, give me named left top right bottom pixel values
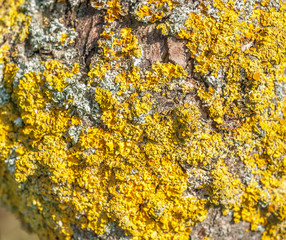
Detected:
left=0, top=0, right=286, bottom=240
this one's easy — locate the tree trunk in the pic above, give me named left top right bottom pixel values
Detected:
left=0, top=0, right=286, bottom=239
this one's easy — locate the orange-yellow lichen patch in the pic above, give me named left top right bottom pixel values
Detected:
left=179, top=1, right=286, bottom=127
left=209, top=160, right=242, bottom=214
left=60, top=32, right=68, bottom=45
left=0, top=45, right=10, bottom=64
left=3, top=63, right=19, bottom=93
left=101, top=28, right=141, bottom=61
left=88, top=28, right=141, bottom=85
left=0, top=0, right=31, bottom=42
left=80, top=22, right=211, bottom=238
left=77, top=120, right=208, bottom=239
left=135, top=0, right=180, bottom=23
left=90, top=0, right=124, bottom=22
left=177, top=1, right=286, bottom=237
left=43, top=60, right=79, bottom=92
left=91, top=0, right=180, bottom=23
left=1, top=0, right=286, bottom=240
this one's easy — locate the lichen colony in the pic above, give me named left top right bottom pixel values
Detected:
left=0, top=0, right=286, bottom=239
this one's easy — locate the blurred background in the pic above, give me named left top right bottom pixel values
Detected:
left=0, top=206, right=39, bottom=240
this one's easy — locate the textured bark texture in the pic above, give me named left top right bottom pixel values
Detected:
left=0, top=1, right=286, bottom=240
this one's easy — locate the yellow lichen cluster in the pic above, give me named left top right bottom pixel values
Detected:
left=85, top=27, right=209, bottom=239
left=135, top=0, right=180, bottom=23
left=1, top=59, right=81, bottom=239
left=87, top=28, right=141, bottom=86
left=1, top=20, right=210, bottom=239
left=0, top=0, right=286, bottom=240
left=0, top=0, right=31, bottom=43
left=179, top=1, right=286, bottom=127
left=90, top=0, right=124, bottom=23
left=176, top=1, right=286, bottom=238
left=90, top=0, right=180, bottom=23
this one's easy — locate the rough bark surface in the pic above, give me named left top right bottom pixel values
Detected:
left=0, top=1, right=286, bottom=240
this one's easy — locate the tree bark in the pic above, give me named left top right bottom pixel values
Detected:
left=0, top=0, right=286, bottom=239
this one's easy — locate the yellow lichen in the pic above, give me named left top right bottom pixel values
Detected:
left=135, top=0, right=180, bottom=23
left=1, top=0, right=286, bottom=240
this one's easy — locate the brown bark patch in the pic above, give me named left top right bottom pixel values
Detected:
left=136, top=24, right=168, bottom=65
left=167, top=37, right=187, bottom=68
left=75, top=12, right=103, bottom=58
